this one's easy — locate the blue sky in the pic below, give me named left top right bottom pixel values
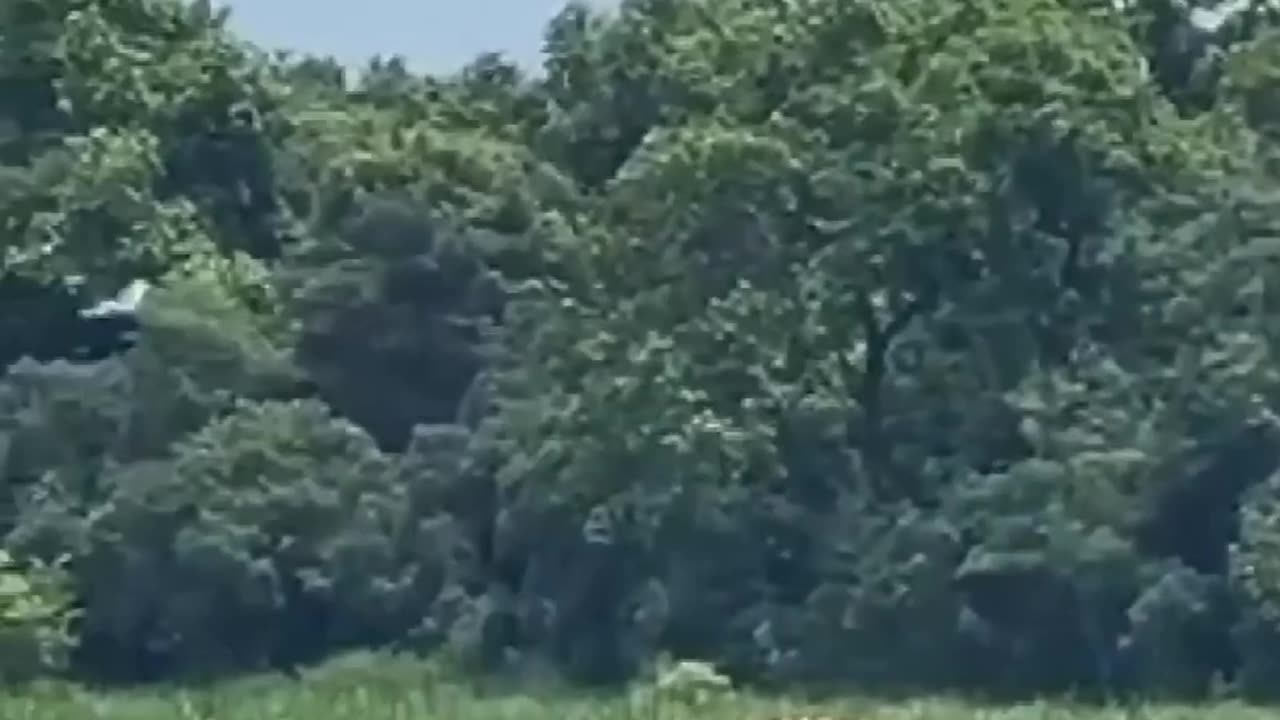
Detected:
left=215, top=1, right=611, bottom=75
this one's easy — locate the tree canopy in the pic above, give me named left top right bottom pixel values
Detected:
left=6, top=0, right=1280, bottom=701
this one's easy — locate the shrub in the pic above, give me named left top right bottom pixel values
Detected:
left=0, top=549, right=77, bottom=684
left=1230, top=471, right=1280, bottom=699
left=28, top=399, right=454, bottom=680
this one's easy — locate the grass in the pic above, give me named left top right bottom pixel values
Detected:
left=0, top=652, right=1273, bottom=720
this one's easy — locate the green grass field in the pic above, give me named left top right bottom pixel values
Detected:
left=0, top=653, right=1269, bottom=720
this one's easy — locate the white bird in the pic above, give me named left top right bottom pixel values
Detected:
left=79, top=279, right=151, bottom=319
left=1190, top=0, right=1251, bottom=32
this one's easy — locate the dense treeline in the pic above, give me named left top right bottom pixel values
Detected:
left=6, top=0, right=1280, bottom=701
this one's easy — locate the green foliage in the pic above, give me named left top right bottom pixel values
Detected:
left=4, top=655, right=1280, bottom=720
left=1230, top=470, right=1280, bottom=698
left=0, top=550, right=77, bottom=684
left=55, top=399, right=454, bottom=679
left=11, top=0, right=1280, bottom=702
left=651, top=657, right=733, bottom=707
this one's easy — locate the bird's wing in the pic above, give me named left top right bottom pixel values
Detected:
left=117, top=279, right=151, bottom=309
left=79, top=279, right=151, bottom=318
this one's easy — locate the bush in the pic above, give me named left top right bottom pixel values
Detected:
left=1230, top=471, right=1280, bottom=699
left=1122, top=563, right=1235, bottom=698
left=0, top=550, right=77, bottom=684
left=19, top=399, right=456, bottom=680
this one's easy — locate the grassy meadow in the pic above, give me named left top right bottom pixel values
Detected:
left=0, top=653, right=1271, bottom=720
